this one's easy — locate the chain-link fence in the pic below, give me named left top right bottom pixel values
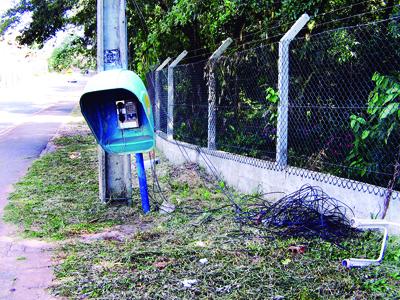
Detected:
left=148, top=16, right=400, bottom=193
left=214, top=43, right=279, bottom=160
left=157, top=68, right=168, bottom=134
left=173, top=60, right=208, bottom=146
left=288, top=18, right=400, bottom=190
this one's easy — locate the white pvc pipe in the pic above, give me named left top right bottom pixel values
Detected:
left=352, top=219, right=400, bottom=228
left=342, top=218, right=400, bottom=268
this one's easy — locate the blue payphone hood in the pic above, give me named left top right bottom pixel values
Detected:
left=80, top=69, right=155, bottom=154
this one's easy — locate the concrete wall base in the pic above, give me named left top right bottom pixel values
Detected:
left=156, top=134, right=400, bottom=234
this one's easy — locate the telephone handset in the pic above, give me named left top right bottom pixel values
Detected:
left=116, top=100, right=139, bottom=129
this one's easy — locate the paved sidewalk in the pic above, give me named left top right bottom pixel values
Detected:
left=0, top=220, right=54, bottom=300
left=0, top=75, right=85, bottom=299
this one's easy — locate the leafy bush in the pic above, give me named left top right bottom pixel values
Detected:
left=217, top=87, right=278, bottom=159
left=347, top=73, right=400, bottom=181
left=48, top=35, right=95, bottom=73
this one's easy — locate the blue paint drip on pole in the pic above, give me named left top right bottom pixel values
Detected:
left=135, top=153, right=150, bottom=213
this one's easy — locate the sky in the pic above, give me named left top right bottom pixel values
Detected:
left=0, top=0, right=81, bottom=84
left=0, top=0, right=49, bottom=85
left=0, top=0, right=14, bottom=14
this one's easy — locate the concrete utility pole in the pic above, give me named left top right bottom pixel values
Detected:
left=97, top=0, right=132, bottom=202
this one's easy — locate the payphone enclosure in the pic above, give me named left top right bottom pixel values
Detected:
left=80, top=69, right=155, bottom=154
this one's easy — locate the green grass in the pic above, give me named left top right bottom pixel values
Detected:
left=52, top=211, right=400, bottom=299
left=3, top=134, right=141, bottom=240
left=4, top=133, right=400, bottom=299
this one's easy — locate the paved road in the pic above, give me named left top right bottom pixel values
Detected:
left=0, top=74, right=81, bottom=134
left=0, top=74, right=86, bottom=299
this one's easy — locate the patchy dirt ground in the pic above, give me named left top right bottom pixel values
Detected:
left=79, top=223, right=153, bottom=243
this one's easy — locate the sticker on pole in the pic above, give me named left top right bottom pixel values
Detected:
left=104, top=49, right=121, bottom=65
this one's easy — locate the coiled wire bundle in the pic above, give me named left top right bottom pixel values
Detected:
left=237, top=185, right=357, bottom=243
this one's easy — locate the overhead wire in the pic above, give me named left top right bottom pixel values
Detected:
left=130, top=0, right=148, bottom=35
left=181, top=19, right=292, bottom=58
left=181, top=52, right=213, bottom=63
left=231, top=32, right=283, bottom=51
left=313, top=3, right=400, bottom=29
left=231, top=19, right=296, bottom=43
left=226, top=0, right=385, bottom=46
left=313, top=0, right=381, bottom=20
left=232, top=0, right=397, bottom=51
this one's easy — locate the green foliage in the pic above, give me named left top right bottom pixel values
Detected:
left=240, top=90, right=268, bottom=121
left=48, top=35, right=95, bottom=72
left=363, top=278, right=389, bottom=293
left=220, top=89, right=270, bottom=158
left=216, top=86, right=279, bottom=159
left=347, top=73, right=400, bottom=178
left=1, top=0, right=76, bottom=46
left=3, top=0, right=396, bottom=77
left=328, top=29, right=359, bottom=64
left=0, top=16, right=17, bottom=35
left=265, top=86, right=279, bottom=126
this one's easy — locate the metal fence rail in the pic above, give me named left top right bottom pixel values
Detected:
left=148, top=15, right=400, bottom=194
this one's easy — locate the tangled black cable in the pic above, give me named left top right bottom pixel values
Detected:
left=147, top=65, right=357, bottom=246
left=237, top=185, right=357, bottom=244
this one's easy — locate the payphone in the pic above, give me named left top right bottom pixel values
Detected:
left=79, top=69, right=155, bottom=154
left=116, top=100, right=140, bottom=129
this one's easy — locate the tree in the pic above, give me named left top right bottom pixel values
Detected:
left=1, top=0, right=396, bottom=75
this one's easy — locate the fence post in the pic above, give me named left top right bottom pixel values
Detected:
left=155, top=57, right=171, bottom=132
left=167, top=50, right=188, bottom=140
left=207, top=38, right=233, bottom=150
left=276, top=13, right=310, bottom=169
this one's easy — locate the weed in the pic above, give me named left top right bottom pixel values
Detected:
left=363, top=278, right=389, bottom=293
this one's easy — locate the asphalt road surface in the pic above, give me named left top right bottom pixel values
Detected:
left=0, top=73, right=86, bottom=300
left=0, top=74, right=86, bottom=197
